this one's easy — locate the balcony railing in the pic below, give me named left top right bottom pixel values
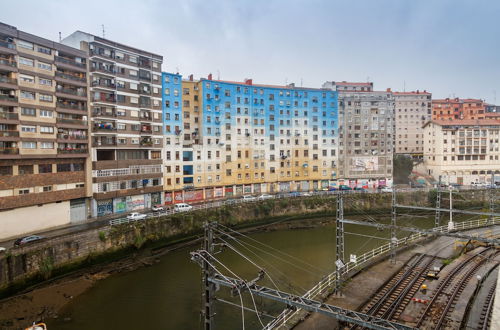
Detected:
left=0, top=40, right=16, bottom=50
left=93, top=139, right=117, bottom=146
left=55, top=71, right=86, bottom=83
left=0, top=112, right=18, bottom=120
left=57, top=133, right=87, bottom=140
left=92, top=80, right=116, bottom=88
left=56, top=118, right=88, bottom=126
left=56, top=102, right=86, bottom=111
left=0, top=147, right=19, bottom=155
left=58, top=148, right=88, bottom=154
left=94, top=123, right=116, bottom=131
left=93, top=111, right=117, bottom=117
left=0, top=76, right=17, bottom=84
left=0, top=58, right=16, bottom=67
left=0, top=130, right=19, bottom=137
left=0, top=95, right=18, bottom=102
left=57, top=87, right=87, bottom=97
left=93, top=95, right=116, bottom=103
left=91, top=66, right=116, bottom=74
left=55, top=56, right=86, bottom=68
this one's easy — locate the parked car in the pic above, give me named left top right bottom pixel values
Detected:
left=328, top=187, right=338, bottom=191
left=14, top=235, right=44, bottom=247
left=299, top=191, right=312, bottom=197
left=173, top=203, right=193, bottom=212
left=285, top=192, right=301, bottom=197
left=152, top=204, right=164, bottom=212
left=127, top=212, right=147, bottom=221
left=354, top=187, right=366, bottom=192
left=381, top=187, right=393, bottom=193
left=242, top=195, right=257, bottom=202
left=0, top=247, right=6, bottom=253
left=258, top=194, right=273, bottom=200
left=339, top=185, right=352, bottom=191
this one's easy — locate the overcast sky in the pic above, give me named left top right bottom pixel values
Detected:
left=2, top=0, right=499, bottom=102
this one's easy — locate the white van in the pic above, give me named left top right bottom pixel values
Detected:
left=174, top=203, right=193, bottom=212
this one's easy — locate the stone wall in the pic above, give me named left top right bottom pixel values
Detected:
left=0, top=190, right=491, bottom=296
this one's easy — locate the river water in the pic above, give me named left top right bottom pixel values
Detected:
left=49, top=214, right=472, bottom=330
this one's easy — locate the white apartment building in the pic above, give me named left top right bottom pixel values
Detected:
left=423, top=119, right=500, bottom=185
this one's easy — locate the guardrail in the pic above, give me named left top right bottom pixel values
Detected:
left=108, top=186, right=497, bottom=227
left=265, top=216, right=500, bottom=329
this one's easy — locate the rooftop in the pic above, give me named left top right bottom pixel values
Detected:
left=425, top=119, right=500, bottom=128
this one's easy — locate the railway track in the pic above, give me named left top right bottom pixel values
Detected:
left=416, top=247, right=498, bottom=329
left=348, top=253, right=436, bottom=329
left=477, top=281, right=497, bottom=330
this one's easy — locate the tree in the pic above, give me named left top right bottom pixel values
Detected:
left=393, top=155, right=413, bottom=184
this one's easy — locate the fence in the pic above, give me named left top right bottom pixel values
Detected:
left=264, top=216, right=500, bottom=329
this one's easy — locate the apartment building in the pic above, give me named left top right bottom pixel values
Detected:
left=393, top=90, right=432, bottom=157
left=423, top=119, right=500, bottom=185
left=62, top=32, right=164, bottom=217
left=0, top=23, right=91, bottom=239
left=323, top=81, right=394, bottom=188
left=432, top=98, right=488, bottom=121
left=161, top=74, right=339, bottom=202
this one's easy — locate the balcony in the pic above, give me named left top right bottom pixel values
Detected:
left=0, top=147, right=19, bottom=155
left=0, top=40, right=15, bottom=50
left=93, top=122, right=116, bottom=131
left=0, top=58, right=16, bottom=68
left=0, top=130, right=19, bottom=137
left=140, top=138, right=153, bottom=146
left=56, top=101, right=86, bottom=111
left=58, top=148, right=88, bottom=154
left=57, top=133, right=87, bottom=140
left=92, top=80, right=116, bottom=89
left=55, top=71, right=87, bottom=83
left=0, top=76, right=17, bottom=86
left=93, top=138, right=117, bottom=146
left=0, top=112, right=18, bottom=120
left=91, top=64, right=115, bottom=75
left=0, top=95, right=18, bottom=104
left=93, top=94, right=116, bottom=103
left=56, top=118, right=88, bottom=126
left=55, top=56, right=86, bottom=69
left=56, top=86, right=87, bottom=98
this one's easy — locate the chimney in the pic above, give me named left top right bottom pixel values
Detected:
left=386, top=88, right=392, bottom=92
left=189, top=74, right=193, bottom=81
left=208, top=73, right=212, bottom=80
left=417, top=90, right=419, bottom=94
left=244, top=78, right=252, bottom=85
left=423, top=90, right=427, bottom=93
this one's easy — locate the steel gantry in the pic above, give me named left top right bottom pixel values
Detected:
left=190, top=250, right=416, bottom=330
left=390, top=189, right=397, bottom=264
left=336, top=192, right=345, bottom=291
left=201, top=222, right=216, bottom=330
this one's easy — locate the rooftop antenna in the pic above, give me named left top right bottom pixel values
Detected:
left=367, top=76, right=370, bottom=82
left=285, top=77, right=288, bottom=86
left=300, top=78, right=303, bottom=87
left=58, top=32, right=61, bottom=42
left=176, top=66, right=179, bottom=74
left=403, top=80, right=406, bottom=92
left=493, top=90, right=497, bottom=105
left=217, top=70, right=220, bottom=80
left=102, top=24, right=105, bottom=38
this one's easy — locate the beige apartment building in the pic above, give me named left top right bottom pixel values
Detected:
left=62, top=32, right=164, bottom=217
left=423, top=119, right=500, bottom=185
left=0, top=22, right=91, bottom=239
left=393, top=90, right=432, bottom=157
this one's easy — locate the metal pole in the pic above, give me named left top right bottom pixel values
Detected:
left=448, top=186, right=454, bottom=230
left=390, top=188, right=397, bottom=264
left=489, top=172, right=495, bottom=224
left=435, top=175, right=442, bottom=227
left=202, top=222, right=216, bottom=330
left=335, top=193, right=345, bottom=292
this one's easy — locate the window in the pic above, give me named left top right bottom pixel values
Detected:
left=40, top=142, right=54, bottom=149
left=18, top=165, right=34, bottom=174
left=39, top=110, right=53, bottom=117
left=17, top=40, right=34, bottom=50
left=42, top=185, right=52, bottom=192
left=20, top=91, right=35, bottom=100
left=19, top=189, right=30, bottom=195
left=129, top=56, right=137, bottom=63
left=0, top=166, right=12, bottom=176
left=40, top=126, right=54, bottom=134
left=22, top=141, right=36, bottom=149
left=38, top=164, right=52, bottom=173
left=38, top=62, right=52, bottom=71
left=19, top=57, right=34, bottom=67
left=38, top=46, right=51, bottom=55
left=39, top=78, right=52, bottom=86
left=21, top=125, right=36, bottom=133
left=39, top=94, right=52, bottom=102
left=19, top=74, right=35, bottom=83
left=21, top=107, right=36, bottom=116
left=57, top=163, right=84, bottom=172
